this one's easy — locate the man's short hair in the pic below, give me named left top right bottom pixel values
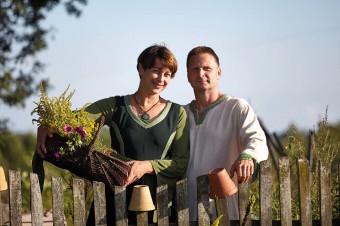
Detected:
left=186, top=46, right=220, bottom=70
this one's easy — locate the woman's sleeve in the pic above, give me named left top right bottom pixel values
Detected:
left=85, top=97, right=116, bottom=126
left=149, top=106, right=190, bottom=180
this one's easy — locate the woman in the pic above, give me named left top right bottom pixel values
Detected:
left=35, top=44, right=189, bottom=224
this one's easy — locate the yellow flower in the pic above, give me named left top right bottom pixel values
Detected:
left=31, top=85, right=108, bottom=155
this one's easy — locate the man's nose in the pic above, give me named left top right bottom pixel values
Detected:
left=199, top=68, right=205, bottom=77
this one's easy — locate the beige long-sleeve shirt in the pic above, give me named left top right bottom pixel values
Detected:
left=184, top=94, right=269, bottom=221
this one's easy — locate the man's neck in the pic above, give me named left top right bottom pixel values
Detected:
left=194, top=90, right=223, bottom=112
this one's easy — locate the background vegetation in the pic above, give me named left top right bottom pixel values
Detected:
left=1, top=112, right=340, bottom=223
left=249, top=109, right=340, bottom=220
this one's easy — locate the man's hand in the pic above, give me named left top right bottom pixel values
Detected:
left=230, top=159, right=254, bottom=183
left=123, top=160, right=154, bottom=187
left=35, top=126, right=53, bottom=158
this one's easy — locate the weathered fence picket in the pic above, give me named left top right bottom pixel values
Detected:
left=176, top=179, right=189, bottom=226
left=30, top=173, right=43, bottom=226
left=259, top=158, right=272, bottom=226
left=9, top=170, right=22, bottom=226
left=51, top=177, right=64, bottom=226
left=319, top=161, right=332, bottom=226
left=279, top=157, right=292, bottom=226
left=93, top=181, right=106, bottom=226
left=1, top=159, right=339, bottom=225
left=297, top=159, right=312, bottom=226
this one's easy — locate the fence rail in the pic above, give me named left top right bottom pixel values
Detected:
left=0, top=158, right=339, bottom=226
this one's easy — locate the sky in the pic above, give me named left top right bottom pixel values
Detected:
left=2, top=0, right=340, bottom=134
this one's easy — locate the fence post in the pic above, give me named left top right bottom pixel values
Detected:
left=157, top=184, right=169, bottom=226
left=297, top=159, right=312, bottom=226
left=73, top=178, right=86, bottom=226
left=319, top=161, right=332, bottom=226
left=30, top=173, right=43, bottom=226
left=115, top=185, right=128, bottom=226
left=176, top=178, right=189, bottom=226
left=51, top=177, right=65, bottom=226
left=9, top=170, right=22, bottom=226
left=93, top=181, right=107, bottom=226
left=278, top=157, right=292, bottom=226
left=260, top=159, right=272, bottom=226
left=238, top=180, right=251, bottom=226
left=215, top=197, right=230, bottom=226
left=197, top=175, right=210, bottom=226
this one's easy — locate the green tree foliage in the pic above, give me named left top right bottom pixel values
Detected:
left=0, top=0, right=87, bottom=130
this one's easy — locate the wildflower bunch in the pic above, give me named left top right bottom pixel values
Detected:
left=31, top=85, right=98, bottom=154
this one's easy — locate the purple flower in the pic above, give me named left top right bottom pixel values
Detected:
left=75, top=126, right=87, bottom=140
left=54, top=152, right=61, bottom=158
left=63, top=124, right=72, bottom=133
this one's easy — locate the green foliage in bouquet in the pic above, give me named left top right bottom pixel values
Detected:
left=31, top=85, right=99, bottom=154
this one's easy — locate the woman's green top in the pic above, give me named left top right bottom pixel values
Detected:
left=85, top=95, right=189, bottom=206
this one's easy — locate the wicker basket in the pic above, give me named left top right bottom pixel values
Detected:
left=43, top=116, right=130, bottom=190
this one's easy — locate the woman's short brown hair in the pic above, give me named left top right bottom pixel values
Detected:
left=137, top=44, right=178, bottom=78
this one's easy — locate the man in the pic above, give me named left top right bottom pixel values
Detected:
left=184, top=46, right=269, bottom=221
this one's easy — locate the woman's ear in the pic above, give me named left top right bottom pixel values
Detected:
left=137, top=63, right=145, bottom=73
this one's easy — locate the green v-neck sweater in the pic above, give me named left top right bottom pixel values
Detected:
left=86, top=95, right=189, bottom=205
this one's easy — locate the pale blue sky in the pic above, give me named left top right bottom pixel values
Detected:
left=2, top=1, right=340, bottom=134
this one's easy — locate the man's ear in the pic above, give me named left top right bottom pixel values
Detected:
left=217, top=67, right=222, bottom=80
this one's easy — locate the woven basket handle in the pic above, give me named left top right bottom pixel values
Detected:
left=88, top=115, right=105, bottom=151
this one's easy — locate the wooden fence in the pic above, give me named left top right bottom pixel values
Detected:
left=0, top=158, right=339, bottom=226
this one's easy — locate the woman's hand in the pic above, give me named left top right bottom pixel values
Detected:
left=35, top=126, right=53, bottom=158
left=123, top=160, right=154, bottom=187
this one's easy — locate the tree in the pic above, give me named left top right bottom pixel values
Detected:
left=0, top=0, right=87, bottom=131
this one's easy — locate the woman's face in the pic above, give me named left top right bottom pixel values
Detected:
left=138, top=58, right=173, bottom=94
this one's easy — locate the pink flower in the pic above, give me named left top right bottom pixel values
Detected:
left=54, top=152, right=61, bottom=158
left=75, top=126, right=87, bottom=140
left=63, top=124, right=72, bottom=133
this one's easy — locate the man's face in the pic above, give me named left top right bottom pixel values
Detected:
left=187, top=53, right=221, bottom=92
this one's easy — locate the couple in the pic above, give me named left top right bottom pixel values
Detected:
left=35, top=44, right=268, bottom=224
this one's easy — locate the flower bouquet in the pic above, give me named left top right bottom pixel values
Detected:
left=31, top=85, right=131, bottom=190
